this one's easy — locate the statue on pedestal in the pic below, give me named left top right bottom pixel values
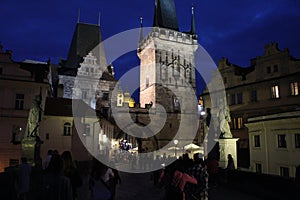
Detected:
left=27, top=95, right=42, bottom=137
left=218, top=103, right=232, bottom=138
left=22, top=93, right=44, bottom=166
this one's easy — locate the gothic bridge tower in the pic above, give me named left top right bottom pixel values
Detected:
left=138, top=0, right=198, bottom=113
left=136, top=0, right=199, bottom=149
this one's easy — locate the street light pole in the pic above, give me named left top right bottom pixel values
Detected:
left=174, top=139, right=178, bottom=158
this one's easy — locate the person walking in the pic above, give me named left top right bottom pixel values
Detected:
left=61, top=150, right=83, bottom=200
left=15, top=157, right=31, bottom=200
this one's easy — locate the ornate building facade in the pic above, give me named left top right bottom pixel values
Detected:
left=202, top=42, right=300, bottom=177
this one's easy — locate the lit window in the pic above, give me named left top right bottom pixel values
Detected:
left=271, top=85, right=280, bottom=99
left=290, top=82, right=299, bottom=96
left=232, top=116, right=243, bottom=129
left=64, top=122, right=71, bottom=136
left=254, top=135, right=260, bottom=147
left=295, top=134, right=300, bottom=148
left=255, top=163, right=262, bottom=173
left=15, top=94, right=24, bottom=110
left=12, top=125, right=23, bottom=144
left=278, top=134, right=286, bottom=148
left=250, top=90, right=257, bottom=102
left=280, top=167, right=289, bottom=177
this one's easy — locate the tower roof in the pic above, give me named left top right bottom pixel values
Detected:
left=153, top=0, right=179, bottom=31
left=61, top=22, right=107, bottom=73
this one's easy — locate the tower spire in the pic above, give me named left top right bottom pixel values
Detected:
left=98, top=12, right=101, bottom=26
left=139, top=16, right=143, bottom=43
left=77, top=8, right=80, bottom=23
left=190, top=5, right=197, bottom=39
left=153, top=0, right=158, bottom=27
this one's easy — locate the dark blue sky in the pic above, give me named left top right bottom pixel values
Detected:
left=1, top=0, right=300, bottom=95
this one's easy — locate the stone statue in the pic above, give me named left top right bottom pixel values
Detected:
left=27, top=95, right=42, bottom=137
left=218, top=104, right=232, bottom=138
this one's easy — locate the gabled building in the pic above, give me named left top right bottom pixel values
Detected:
left=57, top=22, right=117, bottom=115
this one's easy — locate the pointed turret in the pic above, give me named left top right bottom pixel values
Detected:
left=153, top=0, right=179, bottom=31
left=139, top=16, right=143, bottom=43
left=190, top=5, right=197, bottom=39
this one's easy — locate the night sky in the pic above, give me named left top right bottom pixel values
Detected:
left=1, top=0, right=300, bottom=96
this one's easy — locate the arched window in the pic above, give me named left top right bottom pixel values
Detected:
left=63, top=122, right=71, bottom=136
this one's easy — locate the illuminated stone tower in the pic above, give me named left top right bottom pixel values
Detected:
left=138, top=0, right=198, bottom=112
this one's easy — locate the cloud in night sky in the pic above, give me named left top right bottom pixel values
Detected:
left=1, top=0, right=299, bottom=96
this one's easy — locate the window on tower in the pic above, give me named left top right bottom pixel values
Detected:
left=146, top=76, right=149, bottom=88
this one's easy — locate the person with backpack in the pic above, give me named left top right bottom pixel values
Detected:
left=164, top=159, right=197, bottom=200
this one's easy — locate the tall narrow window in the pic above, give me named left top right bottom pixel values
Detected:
left=266, top=66, right=271, bottom=74
left=146, top=76, right=149, bottom=88
left=280, top=167, right=289, bottom=177
left=15, top=94, right=24, bottom=110
left=64, top=122, right=71, bottom=136
left=230, top=94, right=236, bottom=105
left=278, top=134, right=287, bottom=148
left=81, top=90, right=88, bottom=99
left=295, top=134, right=300, bottom=148
left=84, top=124, right=90, bottom=136
left=254, top=135, right=260, bottom=147
left=250, top=90, right=257, bottom=102
left=255, top=163, right=262, bottom=173
left=273, top=65, right=278, bottom=72
left=271, top=85, right=280, bottom=99
left=290, top=82, right=299, bottom=96
left=236, top=92, right=243, bottom=104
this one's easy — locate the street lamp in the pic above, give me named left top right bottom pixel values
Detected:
left=174, top=139, right=178, bottom=158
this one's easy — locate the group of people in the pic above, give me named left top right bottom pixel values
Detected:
left=13, top=150, right=121, bottom=200
left=157, top=153, right=210, bottom=200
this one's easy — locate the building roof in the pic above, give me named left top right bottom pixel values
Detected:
left=44, top=97, right=97, bottom=118
left=18, top=61, right=50, bottom=83
left=59, top=22, right=107, bottom=74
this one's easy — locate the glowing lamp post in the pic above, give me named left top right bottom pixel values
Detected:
left=174, top=139, right=178, bottom=158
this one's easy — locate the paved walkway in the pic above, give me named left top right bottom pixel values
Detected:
left=115, top=172, right=262, bottom=200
